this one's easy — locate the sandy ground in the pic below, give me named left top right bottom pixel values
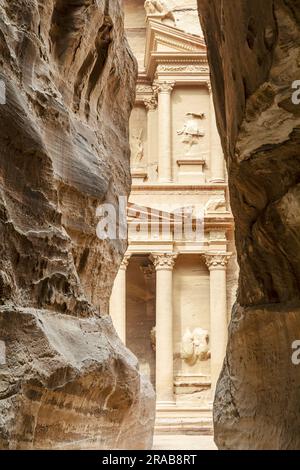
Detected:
left=153, top=434, right=217, bottom=450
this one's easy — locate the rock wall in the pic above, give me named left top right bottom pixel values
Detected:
left=198, top=0, right=300, bottom=449
left=0, top=0, right=155, bottom=449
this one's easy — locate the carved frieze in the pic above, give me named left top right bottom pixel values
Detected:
left=157, top=64, right=209, bottom=73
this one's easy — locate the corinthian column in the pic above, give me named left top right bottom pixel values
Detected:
left=109, top=255, right=130, bottom=343
left=204, top=253, right=231, bottom=394
left=156, top=81, right=175, bottom=183
left=151, top=253, right=177, bottom=404
left=208, top=82, right=225, bottom=182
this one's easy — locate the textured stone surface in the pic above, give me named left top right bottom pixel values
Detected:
left=0, top=0, right=155, bottom=449
left=198, top=0, right=300, bottom=449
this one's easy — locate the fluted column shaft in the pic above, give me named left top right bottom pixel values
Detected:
left=204, top=253, right=230, bottom=394
left=156, top=81, right=174, bottom=182
left=151, top=253, right=177, bottom=403
left=109, top=255, right=130, bottom=343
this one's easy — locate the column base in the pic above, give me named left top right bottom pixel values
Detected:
left=156, top=400, right=176, bottom=408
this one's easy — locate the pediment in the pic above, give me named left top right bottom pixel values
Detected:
left=148, top=21, right=206, bottom=54
left=144, top=19, right=207, bottom=79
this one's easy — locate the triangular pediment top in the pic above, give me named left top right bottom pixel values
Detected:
left=146, top=19, right=207, bottom=56
left=144, top=19, right=208, bottom=80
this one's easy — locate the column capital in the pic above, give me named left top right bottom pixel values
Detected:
left=151, top=253, right=177, bottom=271
left=144, top=95, right=157, bottom=111
left=119, top=254, right=131, bottom=270
left=203, top=252, right=231, bottom=270
left=154, top=80, right=175, bottom=94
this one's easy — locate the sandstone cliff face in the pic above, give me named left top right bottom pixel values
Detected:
left=198, top=0, right=300, bottom=449
left=0, top=0, right=155, bottom=449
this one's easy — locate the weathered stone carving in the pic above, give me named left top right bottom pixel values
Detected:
left=0, top=0, right=155, bottom=450
left=151, top=253, right=177, bottom=270
left=144, top=0, right=165, bottom=15
left=144, top=0, right=175, bottom=23
left=154, top=81, right=175, bottom=94
left=141, top=264, right=155, bottom=281
left=144, top=96, right=158, bottom=111
left=203, top=253, right=231, bottom=270
left=198, top=0, right=300, bottom=450
left=177, top=113, right=205, bottom=157
left=131, top=129, right=145, bottom=167
left=181, top=328, right=210, bottom=364
left=205, top=196, right=227, bottom=213
left=157, top=65, right=209, bottom=73
left=150, top=326, right=156, bottom=352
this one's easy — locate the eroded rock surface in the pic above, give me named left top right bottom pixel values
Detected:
left=0, top=0, right=155, bottom=449
left=198, top=0, right=300, bottom=449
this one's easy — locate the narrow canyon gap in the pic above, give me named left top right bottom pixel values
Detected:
left=0, top=0, right=155, bottom=449
left=198, top=0, right=300, bottom=449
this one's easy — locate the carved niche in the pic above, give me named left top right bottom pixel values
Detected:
left=177, top=113, right=206, bottom=157
left=180, top=327, right=210, bottom=365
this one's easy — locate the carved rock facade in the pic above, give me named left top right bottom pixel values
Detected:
left=198, top=0, right=300, bottom=449
left=0, top=0, right=155, bottom=449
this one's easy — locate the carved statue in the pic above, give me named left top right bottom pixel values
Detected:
left=144, top=0, right=164, bottom=15
left=130, top=129, right=144, bottom=166
left=180, top=327, right=210, bottom=364
left=177, top=113, right=206, bottom=156
left=144, top=0, right=175, bottom=24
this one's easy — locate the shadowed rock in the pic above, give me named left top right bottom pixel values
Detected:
left=198, top=0, right=300, bottom=449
